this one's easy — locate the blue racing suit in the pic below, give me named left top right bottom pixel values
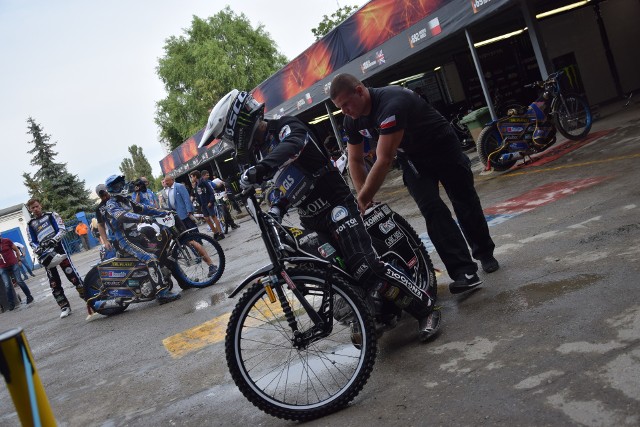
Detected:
left=103, top=196, right=169, bottom=264
left=27, top=211, right=85, bottom=309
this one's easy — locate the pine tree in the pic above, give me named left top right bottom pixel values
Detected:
left=22, top=117, right=93, bottom=219
left=119, top=145, right=155, bottom=189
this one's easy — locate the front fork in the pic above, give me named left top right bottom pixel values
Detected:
left=260, top=269, right=331, bottom=350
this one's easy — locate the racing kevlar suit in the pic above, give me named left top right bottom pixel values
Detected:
left=249, top=116, right=434, bottom=315
left=27, top=211, right=85, bottom=309
left=103, top=196, right=169, bottom=267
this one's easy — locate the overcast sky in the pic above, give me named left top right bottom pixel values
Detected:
left=0, top=0, right=367, bottom=209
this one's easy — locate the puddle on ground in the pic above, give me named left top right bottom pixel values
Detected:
left=493, top=273, right=602, bottom=314
left=192, top=292, right=228, bottom=311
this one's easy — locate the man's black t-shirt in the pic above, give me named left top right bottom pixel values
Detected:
left=343, top=86, right=455, bottom=156
left=96, top=199, right=108, bottom=225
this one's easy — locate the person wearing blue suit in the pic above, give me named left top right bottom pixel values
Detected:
left=163, top=175, right=198, bottom=229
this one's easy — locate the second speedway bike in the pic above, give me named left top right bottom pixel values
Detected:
left=84, top=212, right=225, bottom=315
left=224, top=187, right=436, bottom=421
left=477, top=70, right=593, bottom=171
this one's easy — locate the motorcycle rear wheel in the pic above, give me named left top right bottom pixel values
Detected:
left=84, top=267, right=129, bottom=316
left=553, top=93, right=592, bottom=140
left=171, top=232, right=225, bottom=289
left=225, top=267, right=376, bottom=421
left=390, top=213, right=437, bottom=298
left=477, top=125, right=518, bottom=171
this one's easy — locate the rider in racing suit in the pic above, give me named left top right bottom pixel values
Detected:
left=199, top=90, right=440, bottom=341
left=103, top=175, right=181, bottom=304
left=26, top=199, right=85, bottom=318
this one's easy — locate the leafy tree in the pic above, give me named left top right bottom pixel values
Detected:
left=22, top=117, right=93, bottom=219
left=119, top=145, right=154, bottom=188
left=311, top=5, right=360, bottom=40
left=155, top=7, right=288, bottom=150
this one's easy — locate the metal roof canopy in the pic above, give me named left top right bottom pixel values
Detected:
left=285, top=0, right=584, bottom=125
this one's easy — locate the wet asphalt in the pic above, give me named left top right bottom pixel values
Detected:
left=0, top=99, right=639, bottom=426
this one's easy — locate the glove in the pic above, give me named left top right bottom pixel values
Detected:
left=139, top=215, right=155, bottom=224
left=239, top=167, right=258, bottom=189
left=42, top=239, right=57, bottom=249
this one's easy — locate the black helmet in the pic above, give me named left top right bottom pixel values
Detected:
left=199, top=90, right=265, bottom=161
left=105, top=175, right=128, bottom=197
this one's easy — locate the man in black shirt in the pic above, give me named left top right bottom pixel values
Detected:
left=330, top=73, right=499, bottom=294
left=95, top=184, right=116, bottom=259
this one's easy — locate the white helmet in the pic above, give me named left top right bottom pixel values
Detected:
left=198, top=90, right=265, bottom=161
left=39, top=247, right=68, bottom=269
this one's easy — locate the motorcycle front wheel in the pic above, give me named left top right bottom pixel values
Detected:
left=553, top=93, right=592, bottom=140
left=170, top=232, right=225, bottom=289
left=477, top=125, right=518, bottom=171
left=225, top=267, right=377, bottom=421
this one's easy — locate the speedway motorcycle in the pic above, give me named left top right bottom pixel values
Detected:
left=477, top=70, right=593, bottom=171
left=224, top=187, right=436, bottom=421
left=84, top=212, right=225, bottom=316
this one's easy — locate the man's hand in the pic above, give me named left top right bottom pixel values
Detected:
left=104, top=241, right=113, bottom=250
left=357, top=193, right=373, bottom=214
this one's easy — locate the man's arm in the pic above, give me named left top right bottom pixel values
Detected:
left=357, top=129, right=404, bottom=213
left=347, top=143, right=367, bottom=192
left=10, top=243, right=22, bottom=262
left=97, top=223, right=113, bottom=249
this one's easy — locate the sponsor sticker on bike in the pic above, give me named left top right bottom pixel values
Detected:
left=318, top=243, right=336, bottom=258
left=331, top=206, right=348, bottom=222
left=379, top=218, right=395, bottom=234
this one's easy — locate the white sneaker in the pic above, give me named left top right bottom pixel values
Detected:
left=60, top=307, right=72, bottom=318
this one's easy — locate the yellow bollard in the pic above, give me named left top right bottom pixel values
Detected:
left=0, top=328, right=56, bottom=427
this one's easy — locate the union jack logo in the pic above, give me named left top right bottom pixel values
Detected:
left=375, top=50, right=385, bottom=65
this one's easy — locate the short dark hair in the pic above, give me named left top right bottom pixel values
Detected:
left=200, top=169, right=210, bottom=176
left=26, top=198, right=41, bottom=208
left=190, top=170, right=201, bottom=179
left=330, top=73, right=362, bottom=100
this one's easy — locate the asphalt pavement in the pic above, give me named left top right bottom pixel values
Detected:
left=1, top=98, right=639, bottom=426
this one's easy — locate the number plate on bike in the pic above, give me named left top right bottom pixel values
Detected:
left=156, top=215, right=175, bottom=227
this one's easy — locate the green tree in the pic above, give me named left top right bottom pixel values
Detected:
left=22, top=117, right=93, bottom=219
left=119, top=145, right=154, bottom=187
left=155, top=7, right=288, bottom=150
left=311, top=5, right=359, bottom=40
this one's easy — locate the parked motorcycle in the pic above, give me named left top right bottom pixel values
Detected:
left=224, top=187, right=436, bottom=421
left=84, top=212, right=225, bottom=316
left=477, top=70, right=593, bottom=171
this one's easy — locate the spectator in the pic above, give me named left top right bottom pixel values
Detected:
left=203, top=170, right=239, bottom=230
left=95, top=184, right=117, bottom=260
left=14, top=241, right=36, bottom=280
left=330, top=73, right=499, bottom=295
left=131, top=176, right=160, bottom=208
left=158, top=178, right=169, bottom=209
left=0, top=232, right=34, bottom=308
left=75, top=220, right=90, bottom=251
left=189, top=171, right=225, bottom=240
left=26, top=198, right=85, bottom=318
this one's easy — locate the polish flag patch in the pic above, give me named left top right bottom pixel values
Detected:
left=429, top=17, right=441, bottom=36
left=380, top=115, right=397, bottom=129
